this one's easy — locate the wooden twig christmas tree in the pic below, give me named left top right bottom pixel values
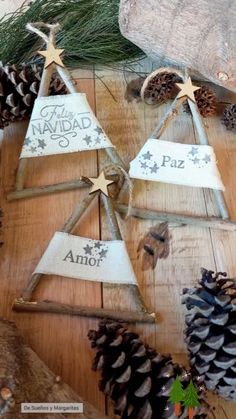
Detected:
left=13, top=171, right=155, bottom=324
left=121, top=69, right=236, bottom=231
left=8, top=22, right=125, bottom=201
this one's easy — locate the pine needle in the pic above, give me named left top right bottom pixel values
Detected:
left=0, top=0, right=143, bottom=68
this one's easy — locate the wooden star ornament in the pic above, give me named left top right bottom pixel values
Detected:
left=38, top=42, right=65, bottom=68
left=175, top=77, right=200, bottom=102
left=88, top=171, right=114, bottom=197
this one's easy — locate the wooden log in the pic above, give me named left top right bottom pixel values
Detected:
left=0, top=318, right=109, bottom=419
left=12, top=299, right=156, bottom=324
left=119, top=0, right=236, bottom=92
left=116, top=204, right=236, bottom=231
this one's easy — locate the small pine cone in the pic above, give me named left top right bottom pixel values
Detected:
left=182, top=268, right=236, bottom=402
left=88, top=321, right=208, bottom=419
left=0, top=63, right=67, bottom=129
left=141, top=71, right=182, bottom=105
left=185, top=86, right=217, bottom=117
left=221, top=104, right=236, bottom=131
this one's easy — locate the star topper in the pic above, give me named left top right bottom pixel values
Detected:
left=38, top=41, right=65, bottom=68
left=88, top=171, right=114, bottom=197
left=175, top=77, right=200, bottom=102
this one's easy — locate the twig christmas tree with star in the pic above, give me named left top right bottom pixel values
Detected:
left=128, top=69, right=234, bottom=229
left=8, top=22, right=125, bottom=202
left=13, top=170, right=155, bottom=324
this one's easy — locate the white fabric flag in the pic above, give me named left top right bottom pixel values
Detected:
left=129, top=139, right=225, bottom=190
left=34, top=232, right=137, bottom=285
left=20, top=93, right=114, bottom=158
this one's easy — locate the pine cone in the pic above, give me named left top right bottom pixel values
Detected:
left=182, top=268, right=236, bottom=402
left=0, top=64, right=67, bottom=129
left=185, top=86, right=217, bottom=117
left=221, top=104, right=236, bottom=131
left=142, top=71, right=182, bottom=105
left=88, top=321, right=208, bottom=418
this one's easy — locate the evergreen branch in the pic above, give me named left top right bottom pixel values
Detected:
left=0, top=0, right=144, bottom=68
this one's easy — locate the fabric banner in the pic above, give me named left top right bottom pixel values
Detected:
left=20, top=93, right=114, bottom=158
left=129, top=139, right=225, bottom=190
left=34, top=232, right=137, bottom=285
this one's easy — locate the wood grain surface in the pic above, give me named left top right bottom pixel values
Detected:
left=1, top=1, right=236, bottom=418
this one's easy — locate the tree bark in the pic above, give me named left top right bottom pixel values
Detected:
left=119, top=0, right=236, bottom=92
left=0, top=318, right=109, bottom=419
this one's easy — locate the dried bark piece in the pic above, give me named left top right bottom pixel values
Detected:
left=137, top=222, right=170, bottom=270
left=0, top=318, right=108, bottom=419
left=124, top=77, right=144, bottom=102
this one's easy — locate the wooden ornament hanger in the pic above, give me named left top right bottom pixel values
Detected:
left=13, top=171, right=155, bottom=324
left=118, top=68, right=236, bottom=231
left=7, top=22, right=125, bottom=202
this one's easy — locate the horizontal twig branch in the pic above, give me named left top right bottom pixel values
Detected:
left=7, top=175, right=119, bottom=201
left=116, top=204, right=236, bottom=231
left=12, top=299, right=156, bottom=324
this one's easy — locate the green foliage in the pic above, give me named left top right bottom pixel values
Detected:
left=0, top=0, right=143, bottom=67
left=184, top=380, right=200, bottom=408
left=169, top=376, right=185, bottom=403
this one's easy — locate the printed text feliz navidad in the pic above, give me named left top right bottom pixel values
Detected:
left=31, top=104, right=92, bottom=135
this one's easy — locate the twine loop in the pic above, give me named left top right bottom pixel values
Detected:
left=103, top=164, right=133, bottom=219
left=26, top=22, right=60, bottom=43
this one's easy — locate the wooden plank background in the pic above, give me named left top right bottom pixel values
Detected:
left=0, top=1, right=236, bottom=418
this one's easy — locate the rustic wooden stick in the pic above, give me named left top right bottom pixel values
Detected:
left=15, top=24, right=56, bottom=191
left=15, top=158, right=28, bottom=191
left=8, top=178, right=89, bottom=201
left=12, top=299, right=156, bottom=323
left=21, top=192, right=97, bottom=301
left=101, top=193, right=122, bottom=240
left=188, top=99, right=229, bottom=220
left=101, top=194, right=154, bottom=316
left=61, top=193, right=96, bottom=233
left=56, top=66, right=126, bottom=169
left=151, top=96, right=186, bottom=138
left=8, top=172, right=119, bottom=201
left=116, top=203, right=236, bottom=231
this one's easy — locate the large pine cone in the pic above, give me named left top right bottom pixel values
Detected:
left=0, top=64, right=67, bottom=129
left=221, top=104, right=236, bottom=131
left=182, top=268, right=236, bottom=402
left=88, top=321, right=208, bottom=418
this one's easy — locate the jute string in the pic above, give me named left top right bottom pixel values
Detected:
left=26, top=22, right=60, bottom=43
left=103, top=164, right=133, bottom=219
